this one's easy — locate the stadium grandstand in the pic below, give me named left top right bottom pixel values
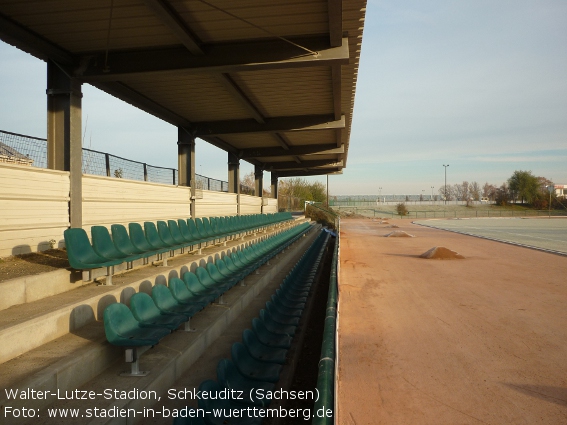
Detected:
left=0, top=1, right=366, bottom=424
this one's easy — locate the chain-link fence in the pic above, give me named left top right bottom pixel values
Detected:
left=82, top=148, right=177, bottom=184
left=0, top=130, right=47, bottom=167
left=1, top=129, right=232, bottom=191
left=278, top=194, right=302, bottom=212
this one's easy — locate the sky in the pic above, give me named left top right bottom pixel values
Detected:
left=1, top=0, right=566, bottom=196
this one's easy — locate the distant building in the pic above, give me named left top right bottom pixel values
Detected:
left=0, top=141, right=33, bottom=166
left=554, top=185, right=566, bottom=198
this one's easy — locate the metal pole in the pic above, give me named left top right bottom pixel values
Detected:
left=326, top=174, right=329, bottom=208
left=443, top=164, right=449, bottom=204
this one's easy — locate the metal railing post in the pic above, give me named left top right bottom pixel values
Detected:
left=105, top=153, right=111, bottom=177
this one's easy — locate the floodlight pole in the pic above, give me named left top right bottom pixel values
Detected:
left=443, top=164, right=449, bottom=204
left=547, top=185, right=553, bottom=218
left=326, top=174, right=329, bottom=208
left=431, top=186, right=434, bottom=201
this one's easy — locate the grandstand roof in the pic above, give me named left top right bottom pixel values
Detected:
left=0, top=0, right=367, bottom=177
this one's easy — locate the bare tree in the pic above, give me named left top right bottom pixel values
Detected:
left=469, top=181, right=481, bottom=201
left=483, top=182, right=498, bottom=200
left=240, top=171, right=255, bottom=195
left=438, top=185, right=453, bottom=201
left=453, top=183, right=464, bottom=201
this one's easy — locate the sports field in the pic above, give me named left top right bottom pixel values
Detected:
left=414, top=217, right=567, bottom=254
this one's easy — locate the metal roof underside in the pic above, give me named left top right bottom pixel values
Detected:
left=0, top=0, right=366, bottom=177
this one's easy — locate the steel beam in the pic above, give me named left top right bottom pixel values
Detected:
left=140, top=0, right=204, bottom=55
left=266, top=159, right=343, bottom=170
left=92, top=82, right=192, bottom=128
left=0, top=13, right=75, bottom=65
left=240, top=144, right=344, bottom=159
left=328, top=0, right=343, bottom=47
left=75, top=37, right=350, bottom=82
left=194, top=114, right=344, bottom=137
left=276, top=167, right=342, bottom=178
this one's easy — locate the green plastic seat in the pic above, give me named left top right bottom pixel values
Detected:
left=129, top=292, right=186, bottom=330
left=176, top=219, right=196, bottom=244
left=111, top=224, right=150, bottom=257
left=186, top=219, right=206, bottom=243
left=266, top=300, right=302, bottom=319
left=258, top=310, right=296, bottom=336
left=195, top=267, right=230, bottom=293
left=182, top=272, right=219, bottom=302
left=195, top=218, right=213, bottom=240
left=157, top=221, right=185, bottom=249
left=271, top=293, right=305, bottom=311
left=251, top=319, right=292, bottom=349
left=144, top=222, right=173, bottom=250
left=103, top=302, right=170, bottom=346
left=91, top=225, right=142, bottom=262
left=63, top=228, right=123, bottom=270
left=217, top=258, right=246, bottom=281
left=169, top=277, right=207, bottom=308
left=242, top=329, right=287, bottom=365
left=151, top=284, right=202, bottom=318
left=128, top=223, right=169, bottom=255
left=231, top=343, right=282, bottom=383
left=167, top=220, right=190, bottom=245
left=263, top=303, right=300, bottom=326
left=206, top=263, right=238, bottom=288
left=216, top=359, right=274, bottom=407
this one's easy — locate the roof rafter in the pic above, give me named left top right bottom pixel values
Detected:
left=0, top=12, right=75, bottom=65
left=276, top=167, right=343, bottom=178
left=75, top=36, right=350, bottom=82
left=194, top=114, right=344, bottom=137
left=266, top=159, right=343, bottom=170
left=140, top=0, right=204, bottom=55
left=328, top=0, right=343, bottom=47
left=240, top=144, right=344, bottom=159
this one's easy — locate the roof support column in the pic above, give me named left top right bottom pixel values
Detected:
left=255, top=165, right=264, bottom=214
left=228, top=152, right=240, bottom=216
left=178, top=128, right=196, bottom=218
left=47, top=60, right=83, bottom=228
left=271, top=174, right=278, bottom=199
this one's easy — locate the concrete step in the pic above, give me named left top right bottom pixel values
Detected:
left=0, top=221, right=304, bottom=365
left=0, top=225, right=319, bottom=425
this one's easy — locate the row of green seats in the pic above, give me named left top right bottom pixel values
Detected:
left=172, top=230, right=330, bottom=424
left=103, top=221, right=312, bottom=377
left=64, top=213, right=293, bottom=285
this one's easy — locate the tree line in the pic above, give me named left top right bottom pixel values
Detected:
left=437, top=170, right=556, bottom=208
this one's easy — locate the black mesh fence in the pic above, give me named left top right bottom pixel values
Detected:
left=1, top=130, right=230, bottom=191
left=0, top=130, right=47, bottom=167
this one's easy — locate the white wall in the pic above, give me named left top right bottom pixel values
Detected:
left=0, top=164, right=277, bottom=257
left=82, top=174, right=191, bottom=235
left=0, top=163, right=70, bottom=256
left=195, top=190, right=237, bottom=217
left=264, top=198, right=278, bottom=213
left=240, top=194, right=262, bottom=215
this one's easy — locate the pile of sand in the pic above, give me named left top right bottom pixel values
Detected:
left=385, top=230, right=414, bottom=237
left=420, top=246, right=465, bottom=260
left=385, top=224, right=399, bottom=228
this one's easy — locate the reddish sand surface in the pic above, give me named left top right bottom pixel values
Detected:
left=337, top=218, right=567, bottom=425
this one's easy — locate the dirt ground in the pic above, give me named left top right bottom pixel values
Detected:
left=0, top=249, right=69, bottom=282
left=337, top=218, right=567, bottom=425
